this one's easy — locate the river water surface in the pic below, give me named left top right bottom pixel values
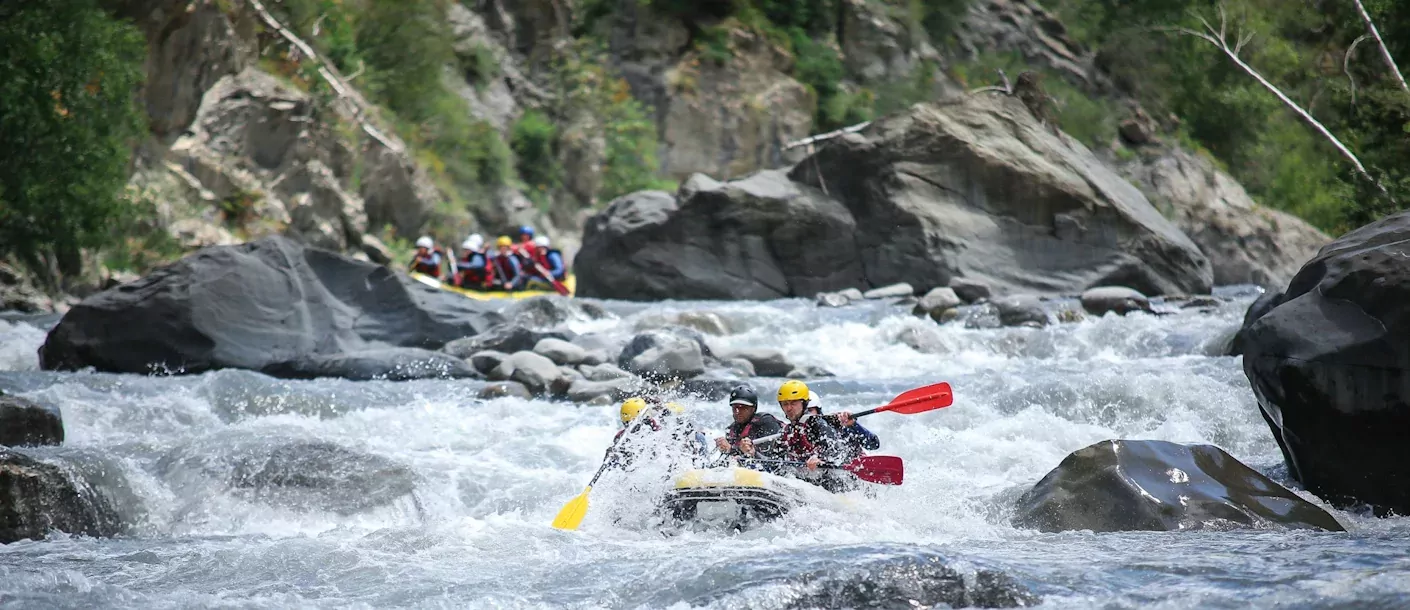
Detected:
left=1, top=289, right=1407, bottom=609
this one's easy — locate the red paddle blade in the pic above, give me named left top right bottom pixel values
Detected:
left=844, top=455, right=904, bottom=485
left=879, top=382, right=953, bottom=415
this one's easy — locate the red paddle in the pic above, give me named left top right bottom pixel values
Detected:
left=531, top=261, right=571, bottom=296
left=746, top=456, right=905, bottom=485
left=749, top=382, right=955, bottom=447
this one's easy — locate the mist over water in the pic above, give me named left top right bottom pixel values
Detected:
left=2, top=289, right=1408, bottom=608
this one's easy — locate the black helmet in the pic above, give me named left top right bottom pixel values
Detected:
left=728, top=385, right=758, bottom=408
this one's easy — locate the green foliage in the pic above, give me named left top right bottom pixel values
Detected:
left=1038, top=0, right=1410, bottom=233
left=102, top=188, right=185, bottom=274
left=459, top=42, right=501, bottom=86
left=512, top=110, right=562, bottom=194
left=356, top=0, right=454, bottom=123
left=0, top=0, right=147, bottom=276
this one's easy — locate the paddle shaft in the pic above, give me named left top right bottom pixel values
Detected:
left=750, top=412, right=868, bottom=447
left=530, top=260, right=570, bottom=296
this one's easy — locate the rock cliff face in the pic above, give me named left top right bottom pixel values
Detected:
left=577, top=93, right=1213, bottom=300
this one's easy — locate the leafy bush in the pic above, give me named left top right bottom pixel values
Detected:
left=512, top=110, right=562, bottom=194
left=0, top=0, right=147, bottom=277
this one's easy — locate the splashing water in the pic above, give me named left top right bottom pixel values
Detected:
left=1, top=290, right=1407, bottom=609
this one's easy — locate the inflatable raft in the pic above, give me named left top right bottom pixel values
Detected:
left=659, top=466, right=856, bottom=531
left=410, top=271, right=576, bottom=300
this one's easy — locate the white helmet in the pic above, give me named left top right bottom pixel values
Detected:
left=533, top=236, right=550, bottom=248
left=415, top=236, right=434, bottom=249
left=808, top=390, right=822, bottom=411
left=462, top=234, right=484, bottom=250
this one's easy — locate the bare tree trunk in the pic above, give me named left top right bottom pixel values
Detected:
left=1161, top=7, right=1391, bottom=200
left=1351, top=0, right=1410, bottom=96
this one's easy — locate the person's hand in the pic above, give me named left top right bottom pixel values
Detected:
left=806, top=456, right=821, bottom=471
left=503, top=282, right=513, bottom=290
left=714, top=437, right=730, bottom=452
left=739, top=437, right=755, bottom=457
left=837, top=411, right=855, bottom=427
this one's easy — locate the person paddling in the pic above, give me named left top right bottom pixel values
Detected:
left=714, top=385, right=783, bottom=458
left=453, top=234, right=489, bottom=288
left=607, top=397, right=708, bottom=472
left=487, top=236, right=525, bottom=291
left=807, top=390, right=880, bottom=462
left=409, top=236, right=447, bottom=278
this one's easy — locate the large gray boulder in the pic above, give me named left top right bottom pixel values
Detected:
left=1013, top=440, right=1343, bottom=532
left=40, top=236, right=502, bottom=376
left=259, top=348, right=477, bottom=381
left=576, top=95, right=1212, bottom=300
left=618, top=330, right=706, bottom=380
left=1119, top=148, right=1328, bottom=288
left=1241, top=210, right=1410, bottom=515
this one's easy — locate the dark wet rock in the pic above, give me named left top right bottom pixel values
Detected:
left=508, top=351, right=562, bottom=395
left=1227, top=290, right=1283, bottom=358
left=863, top=283, right=914, bottom=299
left=228, top=441, right=418, bottom=515
left=579, top=362, right=633, bottom=382
left=675, top=375, right=740, bottom=400
left=488, top=359, right=515, bottom=381
left=478, top=382, right=533, bottom=400
left=40, top=236, right=502, bottom=376
left=936, top=307, right=963, bottom=324
left=1240, top=211, right=1410, bottom=515
left=718, top=348, right=794, bottom=378
left=468, top=350, right=511, bottom=376
left=443, top=324, right=573, bottom=359
left=259, top=348, right=476, bottom=381
left=533, top=338, right=590, bottom=366
left=1013, top=439, right=1344, bottom=532
left=619, top=330, right=707, bottom=380
left=1080, top=286, right=1153, bottom=317
left=502, top=296, right=601, bottom=329
left=787, top=365, right=836, bottom=379
left=565, top=378, right=637, bottom=403
left=1180, top=296, right=1223, bottom=309
left=783, top=555, right=1039, bottom=610
left=0, top=395, right=64, bottom=447
left=949, top=277, right=991, bottom=303
left=0, top=448, right=123, bottom=543
left=551, top=366, right=586, bottom=397
left=993, top=296, right=1049, bottom=327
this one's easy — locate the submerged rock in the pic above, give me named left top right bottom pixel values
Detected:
left=260, top=348, right=476, bottom=381
left=443, top=324, right=573, bottom=359
left=478, top=382, right=533, bottom=400
left=1013, top=439, right=1344, bottom=532
left=228, top=441, right=418, bottom=515
left=0, top=395, right=64, bottom=447
left=0, top=448, right=122, bottom=544
left=783, top=555, right=1039, bottom=609
left=914, top=287, right=963, bottom=320
left=1241, top=210, right=1410, bottom=515
left=993, top=296, right=1049, bottom=328
left=40, top=236, right=502, bottom=376
left=1080, top=286, right=1152, bottom=317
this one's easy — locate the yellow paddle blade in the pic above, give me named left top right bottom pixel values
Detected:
left=550, top=486, right=592, bottom=530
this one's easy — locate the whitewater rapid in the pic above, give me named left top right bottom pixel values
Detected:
left=2, top=290, right=1408, bottom=609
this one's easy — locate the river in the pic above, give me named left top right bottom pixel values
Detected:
left=1, top=289, right=1407, bottom=609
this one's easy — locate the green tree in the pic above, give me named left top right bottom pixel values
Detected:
left=0, top=0, right=146, bottom=278
left=356, top=0, right=453, bottom=122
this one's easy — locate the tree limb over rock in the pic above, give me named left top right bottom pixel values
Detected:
left=1157, top=5, right=1391, bottom=201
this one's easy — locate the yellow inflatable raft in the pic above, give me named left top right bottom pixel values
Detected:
left=410, top=271, right=576, bottom=300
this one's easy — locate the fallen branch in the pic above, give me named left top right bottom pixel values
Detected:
left=1351, top=0, right=1410, bottom=97
left=1344, top=34, right=1370, bottom=105
left=783, top=121, right=871, bottom=151
left=1159, top=5, right=1389, bottom=199
left=247, top=0, right=402, bottom=153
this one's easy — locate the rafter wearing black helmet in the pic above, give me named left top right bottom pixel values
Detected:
left=713, top=384, right=783, bottom=457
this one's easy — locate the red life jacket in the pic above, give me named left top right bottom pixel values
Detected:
left=411, top=249, right=444, bottom=277
left=780, top=418, right=820, bottom=460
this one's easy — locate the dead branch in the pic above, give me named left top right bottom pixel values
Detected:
left=1158, top=5, right=1390, bottom=199
left=1345, top=34, right=1370, bottom=105
left=783, top=121, right=871, bottom=151
left=1351, top=0, right=1410, bottom=96
left=247, top=0, right=403, bottom=153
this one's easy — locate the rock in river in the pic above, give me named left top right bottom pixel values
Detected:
left=0, top=394, right=64, bottom=447
left=576, top=94, right=1212, bottom=300
left=39, top=236, right=502, bottom=377
left=1240, top=209, right=1410, bottom=515
left=1012, top=439, right=1344, bottom=532
left=0, top=448, right=123, bottom=544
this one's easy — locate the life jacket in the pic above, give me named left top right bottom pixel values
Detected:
left=411, top=249, right=443, bottom=277
left=725, top=412, right=781, bottom=446
left=456, top=251, right=488, bottom=285
left=488, top=252, right=521, bottom=287
left=779, top=414, right=837, bottom=461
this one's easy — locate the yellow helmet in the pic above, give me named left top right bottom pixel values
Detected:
left=777, top=380, right=809, bottom=403
left=496, top=235, right=513, bottom=247
left=662, top=402, right=684, bottom=415
left=620, top=397, right=647, bottom=424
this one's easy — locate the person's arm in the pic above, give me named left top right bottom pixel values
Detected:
left=548, top=252, right=565, bottom=278
left=842, top=423, right=881, bottom=450
left=509, top=257, right=525, bottom=288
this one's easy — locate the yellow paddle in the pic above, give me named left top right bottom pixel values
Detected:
left=551, top=457, right=615, bottom=530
